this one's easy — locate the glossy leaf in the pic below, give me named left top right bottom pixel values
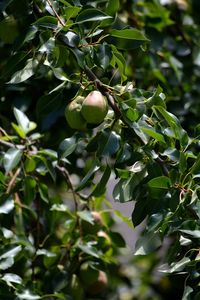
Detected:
left=108, top=28, right=150, bottom=49
left=75, top=160, right=100, bottom=192
left=0, top=197, right=14, bottom=214
left=3, top=148, right=22, bottom=173
left=8, top=59, right=39, bottom=84
left=76, top=8, right=112, bottom=24
left=91, top=165, right=111, bottom=197
left=58, top=137, right=77, bottom=160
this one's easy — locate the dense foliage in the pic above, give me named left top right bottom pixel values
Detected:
left=1, top=0, right=200, bottom=299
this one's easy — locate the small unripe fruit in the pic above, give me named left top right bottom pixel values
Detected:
left=68, top=274, right=84, bottom=300
left=81, top=91, right=108, bottom=124
left=65, top=96, right=87, bottom=130
left=79, top=261, right=99, bottom=286
left=81, top=211, right=103, bottom=234
left=87, top=270, right=108, bottom=295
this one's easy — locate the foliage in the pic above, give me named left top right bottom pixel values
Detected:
left=0, top=0, right=200, bottom=299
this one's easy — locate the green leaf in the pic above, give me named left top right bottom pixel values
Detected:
left=13, top=107, right=36, bottom=135
left=38, top=183, right=49, bottom=203
left=76, top=8, right=112, bottom=24
left=106, top=0, right=120, bottom=15
left=77, top=211, right=95, bottom=225
left=75, top=160, right=100, bottom=192
left=153, top=106, right=189, bottom=145
left=110, top=46, right=127, bottom=82
left=91, top=165, right=111, bottom=197
left=7, top=59, right=39, bottom=84
left=24, top=176, right=37, bottom=205
left=160, top=257, right=191, bottom=273
left=77, top=241, right=100, bottom=258
left=135, top=232, right=161, bottom=255
left=58, top=137, right=77, bottom=160
left=113, top=169, right=146, bottom=203
left=0, top=246, right=22, bottom=270
left=147, top=176, right=171, bottom=189
left=95, top=43, right=112, bottom=70
left=70, top=48, right=85, bottom=68
left=140, top=127, right=166, bottom=144
left=108, top=28, right=150, bottom=50
left=0, top=196, right=14, bottom=214
left=190, top=153, right=200, bottom=175
left=3, top=148, right=22, bottom=173
left=11, top=123, right=26, bottom=138
left=1, top=273, right=22, bottom=285
left=16, top=290, right=41, bottom=300
left=0, top=16, right=19, bottom=44
left=33, top=16, right=58, bottom=30
left=179, top=230, right=200, bottom=239
left=97, top=129, right=121, bottom=157
left=110, top=28, right=149, bottom=41
left=60, top=30, right=80, bottom=48
left=65, top=6, right=81, bottom=19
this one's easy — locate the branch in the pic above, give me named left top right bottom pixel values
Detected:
left=6, top=168, right=21, bottom=194
left=46, top=0, right=65, bottom=27
left=56, top=164, right=78, bottom=211
left=0, top=139, right=15, bottom=148
left=156, top=156, right=169, bottom=177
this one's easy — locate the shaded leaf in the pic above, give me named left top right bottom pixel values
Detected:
left=58, top=137, right=77, bottom=160
left=135, top=232, right=161, bottom=255
left=91, top=165, right=111, bottom=197
left=147, top=176, right=171, bottom=189
left=75, top=159, right=100, bottom=192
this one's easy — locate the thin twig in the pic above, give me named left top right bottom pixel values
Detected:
left=6, top=168, right=21, bottom=194
left=56, top=164, right=83, bottom=238
left=0, top=139, right=16, bottom=148
left=46, top=0, right=65, bottom=27
left=56, top=164, right=78, bottom=211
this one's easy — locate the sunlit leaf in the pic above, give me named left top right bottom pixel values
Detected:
left=3, top=148, right=22, bottom=173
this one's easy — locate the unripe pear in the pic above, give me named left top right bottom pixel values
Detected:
left=81, top=211, right=103, bottom=234
left=65, top=96, right=87, bottom=130
left=87, top=270, right=108, bottom=295
left=79, top=261, right=99, bottom=286
left=81, top=91, right=108, bottom=124
left=68, top=274, right=84, bottom=300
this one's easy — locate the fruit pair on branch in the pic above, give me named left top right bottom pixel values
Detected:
left=65, top=91, right=108, bottom=130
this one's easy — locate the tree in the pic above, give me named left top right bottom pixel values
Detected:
left=0, top=0, right=200, bottom=299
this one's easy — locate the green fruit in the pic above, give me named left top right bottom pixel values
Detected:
left=65, top=96, right=87, bottom=130
left=79, top=261, right=99, bottom=286
left=81, top=91, right=108, bottom=124
left=87, top=270, right=108, bottom=295
left=81, top=211, right=103, bottom=234
left=68, top=274, right=84, bottom=300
